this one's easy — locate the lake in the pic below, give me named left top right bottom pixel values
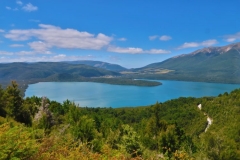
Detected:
left=25, top=80, right=240, bottom=108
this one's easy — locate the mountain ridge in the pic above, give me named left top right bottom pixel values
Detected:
left=128, top=42, right=240, bottom=84
left=63, top=60, right=127, bottom=72
left=0, top=62, right=121, bottom=82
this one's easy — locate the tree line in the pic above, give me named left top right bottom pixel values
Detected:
left=0, top=81, right=240, bottom=159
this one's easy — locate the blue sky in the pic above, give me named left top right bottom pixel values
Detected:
left=1, top=0, right=240, bottom=68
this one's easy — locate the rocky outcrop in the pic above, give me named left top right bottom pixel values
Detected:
left=34, top=97, right=54, bottom=126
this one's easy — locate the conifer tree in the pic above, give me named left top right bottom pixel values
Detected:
left=3, top=81, right=23, bottom=120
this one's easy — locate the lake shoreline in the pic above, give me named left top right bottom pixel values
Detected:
left=25, top=80, right=240, bottom=108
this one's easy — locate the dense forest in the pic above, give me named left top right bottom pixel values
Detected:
left=0, top=81, right=240, bottom=159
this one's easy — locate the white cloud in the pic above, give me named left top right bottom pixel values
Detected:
left=118, top=38, right=127, bottom=41
left=5, top=24, right=113, bottom=50
left=6, top=6, right=18, bottom=11
left=0, top=49, right=50, bottom=56
left=224, top=32, right=240, bottom=42
left=178, top=42, right=200, bottom=49
left=0, top=54, right=96, bottom=63
left=16, top=51, right=37, bottom=55
left=149, top=35, right=158, bottom=40
left=201, top=39, right=218, bottom=46
left=6, top=6, right=11, bottom=10
left=4, top=24, right=171, bottom=55
left=0, top=29, right=5, bottom=33
left=53, top=54, right=66, bottom=59
left=6, top=1, right=37, bottom=12
left=107, top=46, right=170, bottom=54
left=9, top=44, right=24, bottom=47
left=22, top=3, right=38, bottom=12
left=147, top=49, right=171, bottom=54
left=21, top=50, right=52, bottom=55
left=108, top=46, right=143, bottom=54
left=159, top=35, right=172, bottom=41
left=0, top=51, right=14, bottom=55
left=16, top=0, right=23, bottom=5
left=178, top=39, right=218, bottom=49
left=28, top=41, right=51, bottom=53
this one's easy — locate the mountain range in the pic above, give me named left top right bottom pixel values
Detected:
left=64, top=60, right=127, bottom=72
left=0, top=42, right=240, bottom=84
left=0, top=62, right=120, bottom=82
left=130, top=42, right=240, bottom=83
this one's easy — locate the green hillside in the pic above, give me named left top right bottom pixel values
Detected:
left=128, top=43, right=240, bottom=83
left=0, top=81, right=239, bottom=159
left=0, top=62, right=121, bottom=81
left=65, top=60, right=127, bottom=71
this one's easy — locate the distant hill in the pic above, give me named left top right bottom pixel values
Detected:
left=130, top=42, right=240, bottom=83
left=0, top=62, right=121, bottom=82
left=64, top=60, right=127, bottom=72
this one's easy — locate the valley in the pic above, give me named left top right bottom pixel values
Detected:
left=1, top=42, right=240, bottom=159
left=1, top=42, right=240, bottom=95
left=1, top=1, right=240, bottom=159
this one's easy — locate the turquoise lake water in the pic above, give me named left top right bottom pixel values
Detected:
left=25, top=80, right=240, bottom=108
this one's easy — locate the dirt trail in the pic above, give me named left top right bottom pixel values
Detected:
left=197, top=104, right=213, bottom=132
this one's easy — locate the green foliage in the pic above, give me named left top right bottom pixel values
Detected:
left=0, top=81, right=240, bottom=159
left=0, top=85, right=6, bottom=117
left=119, top=124, right=143, bottom=157
left=0, top=62, right=121, bottom=81
left=0, top=123, right=39, bottom=160
left=3, top=81, right=23, bottom=118
left=2, top=81, right=32, bottom=125
left=71, top=115, right=96, bottom=143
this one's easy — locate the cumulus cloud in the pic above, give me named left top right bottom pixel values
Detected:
left=224, top=32, right=240, bottom=42
left=177, top=39, right=218, bottom=49
left=5, top=24, right=113, bottom=51
left=0, top=29, right=5, bottom=33
left=16, top=51, right=38, bottom=55
left=147, top=49, right=171, bottom=54
left=108, top=46, right=143, bottom=54
left=107, top=46, right=170, bottom=54
left=0, top=50, right=51, bottom=56
left=149, top=35, right=158, bottom=40
left=159, top=35, right=172, bottom=41
left=9, top=44, right=24, bottom=47
left=22, top=3, right=38, bottom=12
left=4, top=24, right=171, bottom=55
left=118, top=38, right=127, bottom=41
left=6, top=6, right=11, bottom=10
left=0, top=54, right=96, bottom=63
left=0, top=51, right=14, bottom=55
left=6, top=1, right=37, bottom=12
left=28, top=41, right=51, bottom=53
left=16, top=0, right=23, bottom=5
left=149, top=35, right=172, bottom=41
left=201, top=39, right=218, bottom=46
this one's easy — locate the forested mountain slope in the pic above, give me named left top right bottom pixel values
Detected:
left=64, top=60, right=127, bottom=72
left=0, top=62, right=121, bottom=81
left=131, top=43, right=240, bottom=83
left=0, top=81, right=239, bottom=159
